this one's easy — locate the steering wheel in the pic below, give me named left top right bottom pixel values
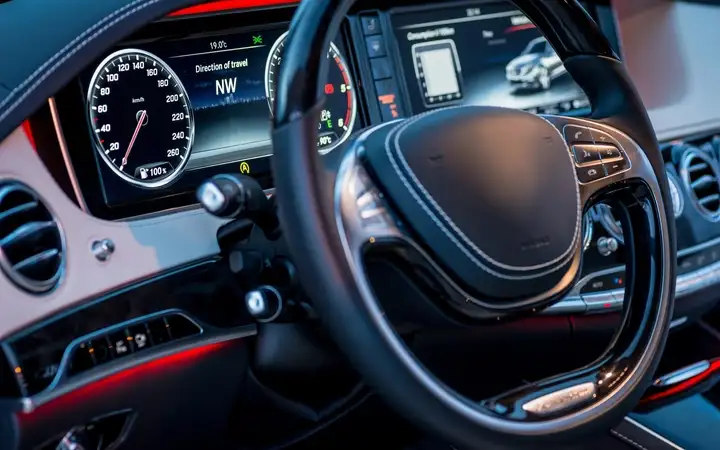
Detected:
left=271, top=1, right=676, bottom=448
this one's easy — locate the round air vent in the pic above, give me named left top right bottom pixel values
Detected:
left=0, top=181, right=64, bottom=293
left=680, top=149, right=720, bottom=221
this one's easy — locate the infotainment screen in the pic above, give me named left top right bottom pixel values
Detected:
left=390, top=2, right=591, bottom=115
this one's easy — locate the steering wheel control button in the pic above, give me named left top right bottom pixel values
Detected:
left=563, top=125, right=594, bottom=143
left=522, top=382, right=596, bottom=415
left=604, top=158, right=630, bottom=176
left=245, top=286, right=283, bottom=323
left=590, top=128, right=621, bottom=148
left=596, top=144, right=622, bottom=160
left=576, top=165, right=605, bottom=183
left=571, top=144, right=601, bottom=165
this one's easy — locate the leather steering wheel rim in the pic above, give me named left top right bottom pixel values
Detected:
left=271, top=1, right=676, bottom=448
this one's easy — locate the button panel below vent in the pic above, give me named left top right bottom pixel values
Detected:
left=0, top=181, right=64, bottom=293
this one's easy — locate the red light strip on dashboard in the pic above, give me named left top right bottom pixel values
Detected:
left=18, top=341, right=233, bottom=423
left=21, top=120, right=36, bottom=151
left=641, top=358, right=720, bottom=404
left=169, top=0, right=297, bottom=17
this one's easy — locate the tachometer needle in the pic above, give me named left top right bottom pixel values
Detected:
left=120, top=110, right=147, bottom=170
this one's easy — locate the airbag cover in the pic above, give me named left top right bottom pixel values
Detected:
left=363, top=106, right=580, bottom=300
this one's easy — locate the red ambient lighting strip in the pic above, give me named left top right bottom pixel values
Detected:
left=18, top=341, right=232, bottom=423
left=641, top=358, right=720, bottom=404
left=169, top=0, right=297, bottom=17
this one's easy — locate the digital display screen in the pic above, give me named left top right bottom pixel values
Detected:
left=391, top=2, right=590, bottom=115
left=81, top=26, right=355, bottom=210
left=157, top=28, right=287, bottom=171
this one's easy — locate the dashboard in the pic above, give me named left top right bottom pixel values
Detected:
left=4, top=0, right=720, bottom=448
left=51, top=0, right=607, bottom=220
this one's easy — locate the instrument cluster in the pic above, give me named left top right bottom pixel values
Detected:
left=83, top=24, right=357, bottom=198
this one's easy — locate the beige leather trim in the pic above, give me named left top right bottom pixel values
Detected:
left=0, top=127, right=227, bottom=339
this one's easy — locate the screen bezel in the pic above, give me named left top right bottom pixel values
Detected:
left=385, top=0, right=597, bottom=117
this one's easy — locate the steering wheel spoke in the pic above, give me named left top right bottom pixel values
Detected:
left=335, top=128, right=407, bottom=258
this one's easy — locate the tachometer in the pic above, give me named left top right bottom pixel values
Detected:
left=87, top=49, right=194, bottom=189
left=265, top=32, right=357, bottom=154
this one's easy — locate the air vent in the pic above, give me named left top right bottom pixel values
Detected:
left=0, top=182, right=64, bottom=293
left=680, top=149, right=720, bottom=221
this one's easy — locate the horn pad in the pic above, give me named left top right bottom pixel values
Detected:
left=363, top=106, right=581, bottom=301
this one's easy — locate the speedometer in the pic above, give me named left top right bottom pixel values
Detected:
left=87, top=49, right=194, bottom=189
left=265, top=32, right=357, bottom=154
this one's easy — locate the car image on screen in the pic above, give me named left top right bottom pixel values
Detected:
left=505, top=36, right=566, bottom=91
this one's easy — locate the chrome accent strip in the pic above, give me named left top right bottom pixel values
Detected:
left=544, top=297, right=586, bottom=314
left=48, top=97, right=88, bottom=211
left=522, top=382, right=596, bottom=415
left=654, top=360, right=710, bottom=387
left=670, top=317, right=687, bottom=329
left=678, top=235, right=720, bottom=257
left=624, top=417, right=685, bottom=450
left=545, top=234, right=720, bottom=315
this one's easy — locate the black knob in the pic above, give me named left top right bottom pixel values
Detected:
left=197, top=174, right=280, bottom=240
left=245, top=286, right=283, bottom=323
left=196, top=174, right=251, bottom=218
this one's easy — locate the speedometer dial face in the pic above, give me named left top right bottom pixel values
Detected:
left=265, top=32, right=357, bottom=154
left=87, top=49, right=194, bottom=189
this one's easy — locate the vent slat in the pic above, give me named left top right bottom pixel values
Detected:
left=699, top=194, right=720, bottom=206
left=691, top=175, right=718, bottom=189
left=0, top=201, right=38, bottom=226
left=0, top=181, right=63, bottom=294
left=0, top=221, right=56, bottom=250
left=12, top=249, right=60, bottom=272
left=689, top=163, right=709, bottom=172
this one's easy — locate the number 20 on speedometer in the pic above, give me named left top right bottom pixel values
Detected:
left=87, top=49, right=195, bottom=189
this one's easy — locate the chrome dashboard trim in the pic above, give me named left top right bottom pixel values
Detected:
left=49, top=97, right=88, bottom=211
left=545, top=232, right=720, bottom=315
left=522, top=382, right=596, bottom=416
left=654, top=360, right=710, bottom=387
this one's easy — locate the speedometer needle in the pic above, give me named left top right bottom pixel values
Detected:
left=121, top=110, right=147, bottom=170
